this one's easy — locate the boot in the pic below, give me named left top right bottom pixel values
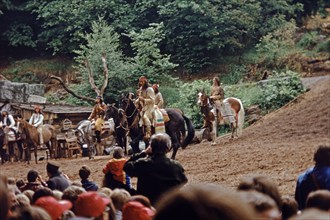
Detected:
left=95, top=130, right=101, bottom=143
left=145, top=126, right=151, bottom=139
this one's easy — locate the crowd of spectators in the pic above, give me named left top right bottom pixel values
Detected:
left=0, top=138, right=329, bottom=220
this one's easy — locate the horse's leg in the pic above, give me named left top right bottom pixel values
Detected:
left=211, top=120, right=217, bottom=146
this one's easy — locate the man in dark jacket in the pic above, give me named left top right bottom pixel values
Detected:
left=295, top=145, right=330, bottom=210
left=46, top=161, right=70, bottom=192
left=124, top=133, right=187, bottom=204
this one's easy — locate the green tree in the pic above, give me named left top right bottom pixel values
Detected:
left=127, top=22, right=178, bottom=84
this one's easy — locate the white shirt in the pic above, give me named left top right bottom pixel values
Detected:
left=29, top=113, right=44, bottom=127
left=1, top=114, right=15, bottom=128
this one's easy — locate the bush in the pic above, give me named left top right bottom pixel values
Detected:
left=258, top=70, right=305, bottom=110
left=221, top=65, right=246, bottom=85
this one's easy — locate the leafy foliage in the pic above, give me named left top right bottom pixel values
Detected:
left=73, top=18, right=133, bottom=104
left=127, top=22, right=178, bottom=84
left=258, top=70, right=305, bottom=110
left=256, top=19, right=297, bottom=68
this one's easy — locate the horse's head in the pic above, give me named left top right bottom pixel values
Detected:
left=197, top=89, right=208, bottom=107
left=105, top=104, right=117, bottom=120
left=119, top=93, right=136, bottom=114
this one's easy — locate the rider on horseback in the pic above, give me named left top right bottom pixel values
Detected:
left=210, top=76, right=236, bottom=128
left=152, top=84, right=164, bottom=109
left=210, top=77, right=224, bottom=125
left=135, top=76, right=155, bottom=139
left=88, top=95, right=107, bottom=143
left=29, top=105, right=44, bottom=148
left=1, top=110, right=15, bottom=149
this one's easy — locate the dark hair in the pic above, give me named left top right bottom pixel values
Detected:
left=281, top=196, right=298, bottom=220
left=305, top=190, right=330, bottom=211
left=27, top=170, right=39, bottom=183
left=237, top=175, right=282, bottom=209
left=150, top=133, right=171, bottom=155
left=313, top=145, right=330, bottom=166
left=32, top=188, right=54, bottom=204
left=213, top=77, right=220, bottom=86
left=155, top=184, right=256, bottom=220
left=113, top=147, right=124, bottom=159
left=79, top=165, right=91, bottom=180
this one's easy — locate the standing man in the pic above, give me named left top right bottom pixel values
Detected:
left=46, top=161, right=70, bottom=192
left=29, top=105, right=44, bottom=148
left=1, top=110, right=15, bottom=149
left=136, top=76, right=155, bottom=139
left=210, top=76, right=225, bottom=125
left=124, top=133, right=188, bottom=204
left=88, top=95, right=107, bottom=144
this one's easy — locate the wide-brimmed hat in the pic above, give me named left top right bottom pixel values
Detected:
left=34, top=196, right=72, bottom=220
left=74, top=192, right=110, bottom=217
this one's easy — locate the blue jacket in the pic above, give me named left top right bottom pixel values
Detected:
left=294, top=166, right=330, bottom=210
left=81, top=179, right=99, bottom=191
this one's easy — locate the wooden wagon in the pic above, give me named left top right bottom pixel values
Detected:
left=55, top=118, right=81, bottom=158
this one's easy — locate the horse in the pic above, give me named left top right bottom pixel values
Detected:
left=197, top=90, right=245, bottom=144
left=16, top=119, right=57, bottom=164
left=106, top=94, right=195, bottom=159
left=75, top=119, right=115, bottom=159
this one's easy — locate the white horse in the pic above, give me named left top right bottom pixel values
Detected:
left=197, top=90, right=245, bottom=145
left=75, top=119, right=115, bottom=159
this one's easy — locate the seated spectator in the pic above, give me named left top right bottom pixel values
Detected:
left=11, top=194, right=30, bottom=212
left=122, top=201, right=155, bottom=220
left=124, top=133, right=188, bottom=204
left=22, top=190, right=34, bottom=204
left=79, top=165, right=99, bottom=191
left=53, top=190, right=63, bottom=201
left=0, top=176, right=9, bottom=220
left=32, top=188, right=54, bottom=204
left=110, top=188, right=131, bottom=220
left=74, top=191, right=111, bottom=219
left=281, top=195, right=298, bottom=220
left=289, top=208, right=329, bottom=220
left=295, top=145, right=330, bottom=210
left=62, top=185, right=86, bottom=211
left=46, top=161, right=70, bottom=192
left=154, top=184, right=256, bottom=220
left=305, top=190, right=330, bottom=211
left=20, top=170, right=46, bottom=192
left=239, top=190, right=281, bottom=220
left=98, top=187, right=112, bottom=197
left=130, top=195, right=155, bottom=211
left=103, top=147, right=132, bottom=193
left=34, top=196, right=72, bottom=220
left=15, top=178, right=25, bottom=189
left=8, top=206, right=51, bottom=220
left=237, top=175, right=282, bottom=210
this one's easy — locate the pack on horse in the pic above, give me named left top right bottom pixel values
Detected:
left=75, top=119, right=115, bottom=159
left=197, top=90, right=245, bottom=144
left=16, top=119, right=57, bottom=164
left=106, top=94, right=195, bottom=159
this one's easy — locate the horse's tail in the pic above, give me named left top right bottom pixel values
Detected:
left=181, top=115, right=195, bottom=148
left=236, top=98, right=245, bottom=137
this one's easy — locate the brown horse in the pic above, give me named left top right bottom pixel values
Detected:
left=17, top=119, right=57, bottom=164
left=197, top=90, right=245, bottom=144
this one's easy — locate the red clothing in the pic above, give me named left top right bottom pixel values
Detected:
left=103, top=158, right=127, bottom=184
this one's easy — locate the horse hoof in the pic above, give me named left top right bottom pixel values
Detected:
left=211, top=142, right=217, bottom=146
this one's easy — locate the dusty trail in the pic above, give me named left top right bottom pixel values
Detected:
left=0, top=76, right=329, bottom=198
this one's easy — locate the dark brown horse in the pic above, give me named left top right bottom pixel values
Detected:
left=17, top=119, right=57, bottom=164
left=106, top=94, right=195, bottom=159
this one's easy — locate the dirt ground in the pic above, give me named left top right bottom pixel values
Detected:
left=0, top=76, right=329, bottom=198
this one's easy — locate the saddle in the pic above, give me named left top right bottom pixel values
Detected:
left=91, top=119, right=115, bottom=131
